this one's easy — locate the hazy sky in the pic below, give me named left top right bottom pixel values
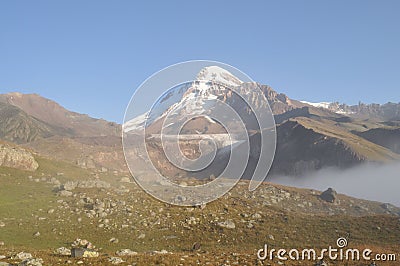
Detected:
left=1, top=1, right=399, bottom=122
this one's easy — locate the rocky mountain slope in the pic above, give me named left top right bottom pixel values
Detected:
left=0, top=92, right=121, bottom=137
left=0, top=93, right=125, bottom=172
left=354, top=127, right=400, bottom=154
left=270, top=118, right=399, bottom=175
left=0, top=102, right=56, bottom=143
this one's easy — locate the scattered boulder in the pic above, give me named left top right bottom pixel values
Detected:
left=109, top=237, right=119, bottom=244
left=320, top=188, right=337, bottom=203
left=381, top=203, right=393, bottom=210
left=83, top=250, right=99, bottom=258
left=195, top=203, right=206, bottom=210
left=101, top=167, right=108, bottom=172
left=61, top=180, right=111, bottom=191
left=62, top=181, right=77, bottom=191
left=71, top=238, right=94, bottom=249
left=68, top=240, right=98, bottom=258
left=115, top=249, right=138, bottom=256
left=192, top=242, right=201, bottom=251
left=175, top=195, right=187, bottom=203
left=152, top=250, right=169, bottom=255
left=217, top=220, right=236, bottom=229
left=58, top=190, right=73, bottom=197
left=14, top=252, right=32, bottom=260
left=108, top=257, right=124, bottom=264
left=54, top=247, right=71, bottom=256
left=49, top=177, right=61, bottom=186
left=380, top=203, right=399, bottom=214
left=18, top=258, right=43, bottom=266
left=186, top=216, right=197, bottom=226
left=77, top=180, right=111, bottom=189
left=119, top=177, right=131, bottom=183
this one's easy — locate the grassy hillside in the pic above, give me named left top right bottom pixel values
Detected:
left=1, top=155, right=399, bottom=265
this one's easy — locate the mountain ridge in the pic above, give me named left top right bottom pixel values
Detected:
left=0, top=92, right=125, bottom=172
left=1, top=66, right=399, bottom=176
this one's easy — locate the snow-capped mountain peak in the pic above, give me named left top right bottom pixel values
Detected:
left=196, top=66, right=243, bottom=87
left=124, top=66, right=245, bottom=132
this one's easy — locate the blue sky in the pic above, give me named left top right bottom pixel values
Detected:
left=1, top=1, right=399, bottom=122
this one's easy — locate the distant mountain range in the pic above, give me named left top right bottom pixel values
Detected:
left=1, top=66, right=399, bottom=179
left=301, top=100, right=400, bottom=120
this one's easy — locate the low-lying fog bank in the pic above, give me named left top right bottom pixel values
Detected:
left=270, top=162, right=400, bottom=207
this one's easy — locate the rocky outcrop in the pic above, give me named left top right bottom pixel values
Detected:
left=259, top=84, right=308, bottom=115
left=0, top=143, right=38, bottom=171
left=320, top=188, right=338, bottom=203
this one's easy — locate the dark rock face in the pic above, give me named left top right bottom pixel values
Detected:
left=267, top=120, right=366, bottom=176
left=355, top=128, right=400, bottom=154
left=320, top=188, right=337, bottom=203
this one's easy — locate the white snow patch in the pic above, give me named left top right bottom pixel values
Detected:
left=123, top=112, right=148, bottom=132
left=196, top=66, right=243, bottom=87
left=300, top=101, right=332, bottom=109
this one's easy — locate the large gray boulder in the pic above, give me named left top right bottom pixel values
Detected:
left=320, top=188, right=337, bottom=203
